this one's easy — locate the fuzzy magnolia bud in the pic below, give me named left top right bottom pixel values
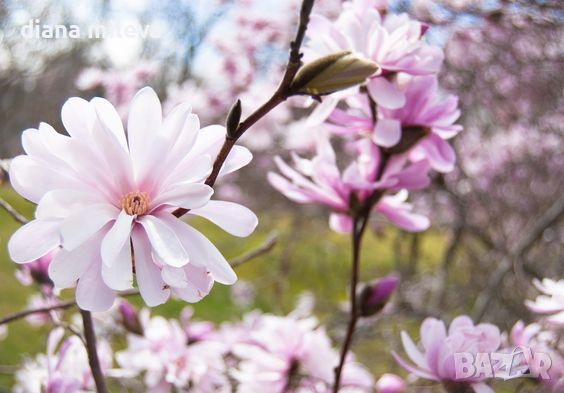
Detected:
left=226, top=99, right=242, bottom=138
left=358, top=274, right=399, bottom=317
left=118, top=300, right=143, bottom=335
left=290, top=51, right=378, bottom=96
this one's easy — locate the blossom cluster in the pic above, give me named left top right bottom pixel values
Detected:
left=269, top=0, right=462, bottom=233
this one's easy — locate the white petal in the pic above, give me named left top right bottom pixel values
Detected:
left=151, top=183, right=214, bottom=211
left=100, top=210, right=134, bottom=267
left=127, top=87, right=162, bottom=174
left=49, top=229, right=106, bottom=288
left=101, top=240, right=133, bottom=290
left=76, top=260, right=116, bottom=312
left=131, top=227, right=170, bottom=306
left=36, top=189, right=103, bottom=220
left=219, top=146, right=253, bottom=177
left=189, top=200, right=258, bottom=237
left=61, top=97, right=96, bottom=139
left=139, top=214, right=189, bottom=267
left=161, top=215, right=236, bottom=285
left=91, top=97, right=128, bottom=150
left=8, top=219, right=60, bottom=264
left=161, top=265, right=188, bottom=289
left=60, top=204, right=119, bottom=251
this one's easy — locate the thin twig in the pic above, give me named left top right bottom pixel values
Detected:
left=231, top=231, right=278, bottom=268
left=80, top=309, right=109, bottom=393
left=0, top=196, right=28, bottom=224
left=173, top=0, right=316, bottom=218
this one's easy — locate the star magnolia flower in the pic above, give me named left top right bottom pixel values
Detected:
left=14, top=327, right=112, bottom=393
left=8, top=87, right=258, bottom=311
left=304, top=0, right=444, bottom=123
left=393, top=315, right=500, bottom=393
left=268, top=134, right=430, bottom=233
left=525, top=278, right=564, bottom=326
left=232, top=315, right=373, bottom=392
left=328, top=75, right=462, bottom=172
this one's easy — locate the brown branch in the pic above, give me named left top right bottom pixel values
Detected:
left=472, top=193, right=564, bottom=321
left=80, top=310, right=108, bottom=393
left=230, top=231, right=278, bottom=268
left=0, top=196, right=28, bottom=224
left=172, top=0, right=315, bottom=218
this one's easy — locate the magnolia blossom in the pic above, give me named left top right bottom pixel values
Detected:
left=511, top=321, right=564, bottom=392
left=116, top=310, right=229, bottom=393
left=329, top=75, right=462, bottom=172
left=375, top=373, right=406, bottom=393
left=525, top=278, right=564, bottom=326
left=8, top=86, right=258, bottom=311
left=393, top=315, right=500, bottom=393
left=304, top=0, right=443, bottom=123
left=14, top=327, right=112, bottom=393
left=232, top=315, right=373, bottom=392
left=268, top=133, right=430, bottom=233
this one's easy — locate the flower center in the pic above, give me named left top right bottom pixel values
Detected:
left=121, top=191, right=150, bottom=216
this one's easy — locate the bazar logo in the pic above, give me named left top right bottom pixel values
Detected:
left=454, top=346, right=552, bottom=380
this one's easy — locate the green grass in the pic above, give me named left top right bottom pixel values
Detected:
left=0, top=185, right=527, bottom=392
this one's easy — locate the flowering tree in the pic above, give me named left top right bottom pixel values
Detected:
left=0, top=0, right=562, bottom=392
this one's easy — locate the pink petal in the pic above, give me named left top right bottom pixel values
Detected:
left=219, top=146, right=253, bottom=177
left=367, top=77, right=406, bottom=109
left=61, top=97, right=96, bottom=139
left=151, top=183, right=214, bottom=211
left=91, top=97, right=127, bottom=150
left=373, top=118, right=402, bottom=147
left=376, top=200, right=430, bottom=232
left=329, top=213, right=353, bottom=233
left=401, top=331, right=429, bottom=370
left=306, top=96, right=338, bottom=125
left=418, top=134, right=456, bottom=173
left=8, top=219, right=60, bottom=264
left=36, top=189, right=103, bottom=220
left=101, top=236, right=134, bottom=291
left=189, top=200, right=258, bottom=238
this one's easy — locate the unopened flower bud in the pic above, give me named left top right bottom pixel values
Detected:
left=359, top=274, right=399, bottom=317
left=118, top=300, right=143, bottom=335
left=226, top=99, right=242, bottom=138
left=376, top=373, right=406, bottom=393
left=290, top=51, right=378, bottom=96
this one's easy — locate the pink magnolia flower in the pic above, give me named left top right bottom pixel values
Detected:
left=232, top=315, right=373, bottom=392
left=8, top=86, right=257, bottom=311
left=329, top=75, right=462, bottom=172
left=393, top=315, right=500, bottom=393
left=525, top=278, right=564, bottom=326
left=14, top=327, right=112, bottom=393
left=268, top=134, right=430, bottom=233
left=116, top=310, right=229, bottom=393
left=304, top=0, right=444, bottom=122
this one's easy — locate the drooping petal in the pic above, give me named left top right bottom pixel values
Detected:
left=131, top=227, right=170, bottom=306
left=8, top=219, right=60, bottom=264
left=219, top=146, right=253, bottom=177
left=76, top=259, right=116, bottom=312
left=160, top=215, right=236, bottom=285
left=376, top=199, right=430, bottom=232
left=189, top=200, right=258, bottom=237
left=139, top=214, right=189, bottom=268
left=329, top=213, right=353, bottom=233
left=49, top=228, right=107, bottom=288
left=101, top=239, right=133, bottom=291
left=100, top=210, right=134, bottom=266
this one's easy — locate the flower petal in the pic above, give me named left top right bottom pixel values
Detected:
left=100, top=210, right=134, bottom=267
left=101, top=239, right=133, bottom=290
left=373, top=118, right=402, bottom=147
left=138, top=214, right=189, bottom=268
left=189, top=200, right=258, bottom=237
left=367, top=77, right=405, bottom=109
left=151, top=183, right=214, bottom=211
left=131, top=227, right=170, bottom=306
left=8, top=219, right=60, bottom=264
left=60, top=204, right=119, bottom=251
left=76, top=259, right=116, bottom=312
